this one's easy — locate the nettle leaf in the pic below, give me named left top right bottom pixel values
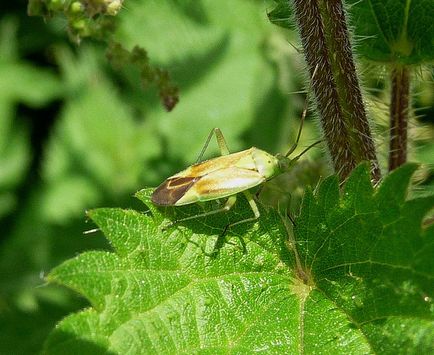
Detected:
left=269, top=0, right=434, bottom=64
left=296, top=163, right=434, bottom=353
left=347, top=0, right=434, bottom=64
left=44, top=163, right=434, bottom=353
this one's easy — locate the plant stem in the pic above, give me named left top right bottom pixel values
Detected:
left=389, top=66, right=410, bottom=171
left=292, top=0, right=381, bottom=183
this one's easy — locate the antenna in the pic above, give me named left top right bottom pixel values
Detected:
left=285, top=64, right=319, bottom=157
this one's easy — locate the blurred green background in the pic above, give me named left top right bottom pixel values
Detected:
left=0, top=0, right=432, bottom=353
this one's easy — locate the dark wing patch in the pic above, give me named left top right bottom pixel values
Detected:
left=151, top=176, right=199, bottom=205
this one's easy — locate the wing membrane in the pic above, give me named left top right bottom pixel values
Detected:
left=151, top=148, right=270, bottom=206
left=175, top=167, right=264, bottom=205
left=152, top=176, right=199, bottom=205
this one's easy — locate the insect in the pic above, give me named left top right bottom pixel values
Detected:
left=151, top=108, right=321, bottom=233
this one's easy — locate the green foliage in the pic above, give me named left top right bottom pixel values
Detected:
left=28, top=0, right=179, bottom=110
left=2, top=0, right=433, bottom=352
left=269, top=0, right=434, bottom=64
left=114, top=0, right=288, bottom=164
left=347, top=0, right=434, bottom=64
left=44, top=164, right=434, bottom=353
left=0, top=17, right=61, bottom=218
left=267, top=0, right=293, bottom=29
left=40, top=45, right=156, bottom=222
left=296, top=163, right=434, bottom=353
left=1, top=1, right=318, bottom=352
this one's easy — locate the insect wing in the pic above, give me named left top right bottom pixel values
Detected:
left=173, top=166, right=265, bottom=205
left=152, top=165, right=265, bottom=206
left=152, top=149, right=255, bottom=205
left=151, top=147, right=275, bottom=206
left=152, top=176, right=199, bottom=206
left=181, top=148, right=256, bottom=177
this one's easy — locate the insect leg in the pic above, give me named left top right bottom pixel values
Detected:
left=195, top=128, right=230, bottom=163
left=163, top=195, right=237, bottom=229
left=221, top=190, right=260, bottom=236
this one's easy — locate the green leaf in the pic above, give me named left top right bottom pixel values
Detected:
left=3, top=2, right=306, bottom=352
left=44, top=163, right=434, bottom=353
left=347, top=0, right=434, bottom=64
left=296, top=163, right=434, bottom=353
left=41, top=45, right=159, bottom=220
left=268, top=0, right=434, bottom=64
left=267, top=0, right=293, bottom=29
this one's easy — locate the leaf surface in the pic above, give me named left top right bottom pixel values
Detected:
left=269, top=0, right=434, bottom=64
left=45, top=164, right=434, bottom=353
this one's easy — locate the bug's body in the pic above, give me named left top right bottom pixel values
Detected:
left=151, top=126, right=319, bottom=234
left=152, top=147, right=281, bottom=206
left=152, top=66, right=320, bottom=234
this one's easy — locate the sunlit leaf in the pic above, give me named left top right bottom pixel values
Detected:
left=45, top=164, right=434, bottom=353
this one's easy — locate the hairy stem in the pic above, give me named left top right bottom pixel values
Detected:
left=292, top=0, right=381, bottom=182
left=389, top=66, right=410, bottom=171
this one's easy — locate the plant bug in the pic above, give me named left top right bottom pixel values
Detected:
left=151, top=100, right=321, bottom=233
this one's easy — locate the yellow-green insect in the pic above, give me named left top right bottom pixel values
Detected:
left=152, top=121, right=320, bottom=231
